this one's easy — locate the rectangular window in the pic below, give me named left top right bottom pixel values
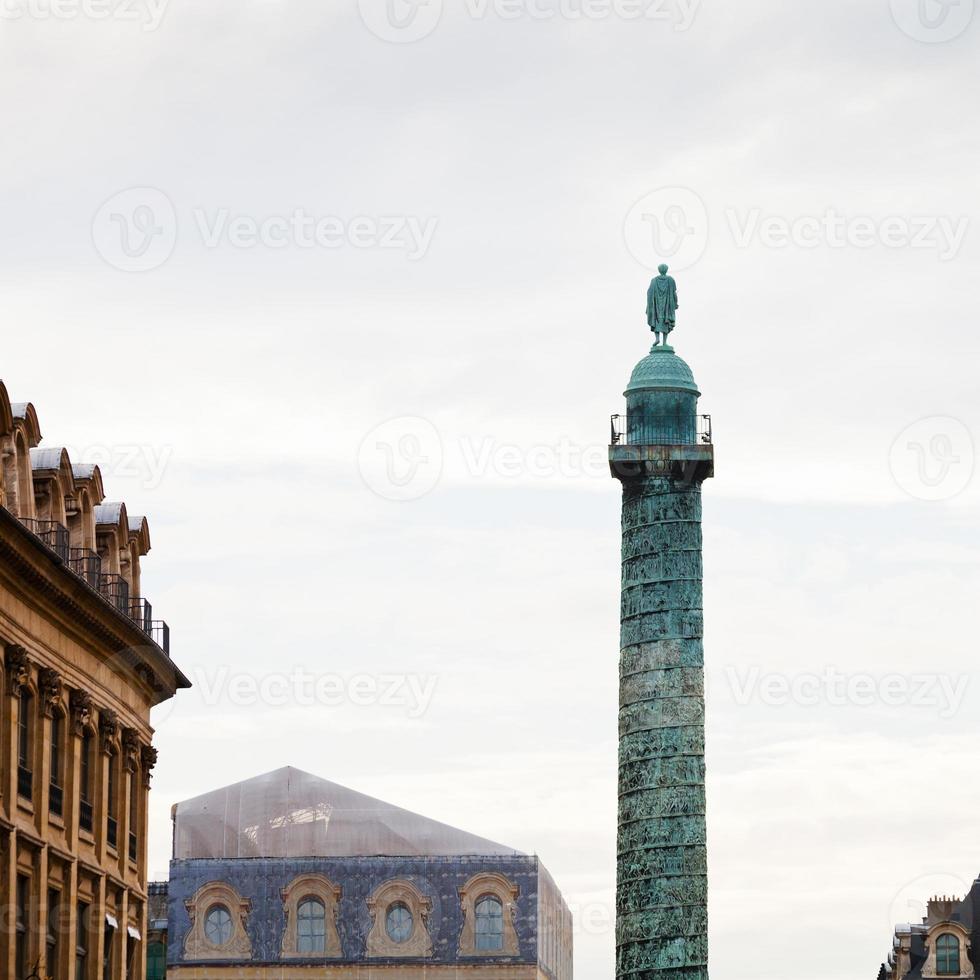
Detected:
left=80, top=733, right=94, bottom=834
left=47, top=888, right=61, bottom=979
left=103, top=921, right=115, bottom=980
left=16, top=874, right=30, bottom=980
left=50, top=711, right=64, bottom=817
left=129, top=772, right=139, bottom=862
left=18, top=689, right=32, bottom=767
left=76, top=903, right=89, bottom=980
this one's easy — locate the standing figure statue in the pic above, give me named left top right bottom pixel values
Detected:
left=647, top=263, right=679, bottom=346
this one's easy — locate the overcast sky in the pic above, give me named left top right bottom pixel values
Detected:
left=2, top=1, right=979, bottom=977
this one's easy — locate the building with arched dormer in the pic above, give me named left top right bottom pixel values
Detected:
left=155, top=767, right=572, bottom=980
left=879, top=884, right=979, bottom=979
left=0, top=377, right=190, bottom=980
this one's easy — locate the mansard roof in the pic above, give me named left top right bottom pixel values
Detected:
left=172, top=767, right=524, bottom=861
left=71, top=463, right=105, bottom=503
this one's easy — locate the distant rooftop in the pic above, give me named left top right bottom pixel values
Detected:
left=173, top=767, right=524, bottom=861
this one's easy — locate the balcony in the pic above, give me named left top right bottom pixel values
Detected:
left=17, top=765, right=33, bottom=800
left=12, top=512, right=171, bottom=657
left=69, top=547, right=102, bottom=588
left=79, top=799, right=94, bottom=834
left=99, top=572, right=130, bottom=614
left=17, top=517, right=70, bottom=561
left=610, top=413, right=713, bottom=447
left=49, top=781, right=63, bottom=818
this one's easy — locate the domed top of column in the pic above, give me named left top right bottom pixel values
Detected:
left=625, top=345, right=700, bottom=396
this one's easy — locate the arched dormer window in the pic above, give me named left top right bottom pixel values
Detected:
left=280, top=875, right=341, bottom=960
left=936, top=933, right=961, bottom=976
left=475, top=895, right=504, bottom=951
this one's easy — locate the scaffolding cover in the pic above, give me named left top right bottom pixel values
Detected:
left=172, top=767, right=524, bottom=860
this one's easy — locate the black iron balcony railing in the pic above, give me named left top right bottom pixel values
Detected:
left=11, top=510, right=172, bottom=656
left=17, top=765, right=33, bottom=800
left=79, top=799, right=94, bottom=834
left=107, top=816, right=118, bottom=849
left=18, top=518, right=70, bottom=561
left=128, top=598, right=153, bottom=633
left=49, top=781, right=63, bottom=818
left=99, top=573, right=130, bottom=614
left=151, top=621, right=170, bottom=655
left=69, top=547, right=102, bottom=588
left=128, top=832, right=138, bottom=862
left=610, top=413, right=713, bottom=447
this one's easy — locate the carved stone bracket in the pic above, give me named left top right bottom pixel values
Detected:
left=99, top=708, right=119, bottom=754
left=4, top=644, right=31, bottom=695
left=38, top=667, right=64, bottom=717
left=140, top=744, right=158, bottom=788
left=70, top=688, right=94, bottom=737
left=122, top=727, right=141, bottom=772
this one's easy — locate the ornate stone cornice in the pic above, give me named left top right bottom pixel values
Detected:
left=38, top=666, right=64, bottom=716
left=140, top=744, right=158, bottom=787
left=99, top=708, right=119, bottom=754
left=70, top=688, right=94, bottom=736
left=4, top=643, right=31, bottom=695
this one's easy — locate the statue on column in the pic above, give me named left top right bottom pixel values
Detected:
left=647, top=264, right=679, bottom=347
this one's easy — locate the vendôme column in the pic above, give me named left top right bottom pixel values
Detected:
left=609, top=266, right=714, bottom=980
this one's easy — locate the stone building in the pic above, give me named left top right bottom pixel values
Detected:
left=0, top=379, right=189, bottom=979
left=879, top=882, right=979, bottom=979
left=156, top=767, right=572, bottom=979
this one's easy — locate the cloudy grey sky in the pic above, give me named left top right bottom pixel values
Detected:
left=2, top=0, right=979, bottom=976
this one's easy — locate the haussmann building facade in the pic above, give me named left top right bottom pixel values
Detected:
left=0, top=378, right=189, bottom=980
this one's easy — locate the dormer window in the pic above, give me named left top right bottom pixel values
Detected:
left=936, top=933, right=960, bottom=976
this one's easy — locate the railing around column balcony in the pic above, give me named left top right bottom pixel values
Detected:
left=17, top=517, right=70, bottom=561
left=69, top=547, right=102, bottom=588
left=610, top=413, right=713, bottom=447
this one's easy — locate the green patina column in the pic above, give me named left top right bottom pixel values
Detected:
left=610, top=274, right=714, bottom=980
